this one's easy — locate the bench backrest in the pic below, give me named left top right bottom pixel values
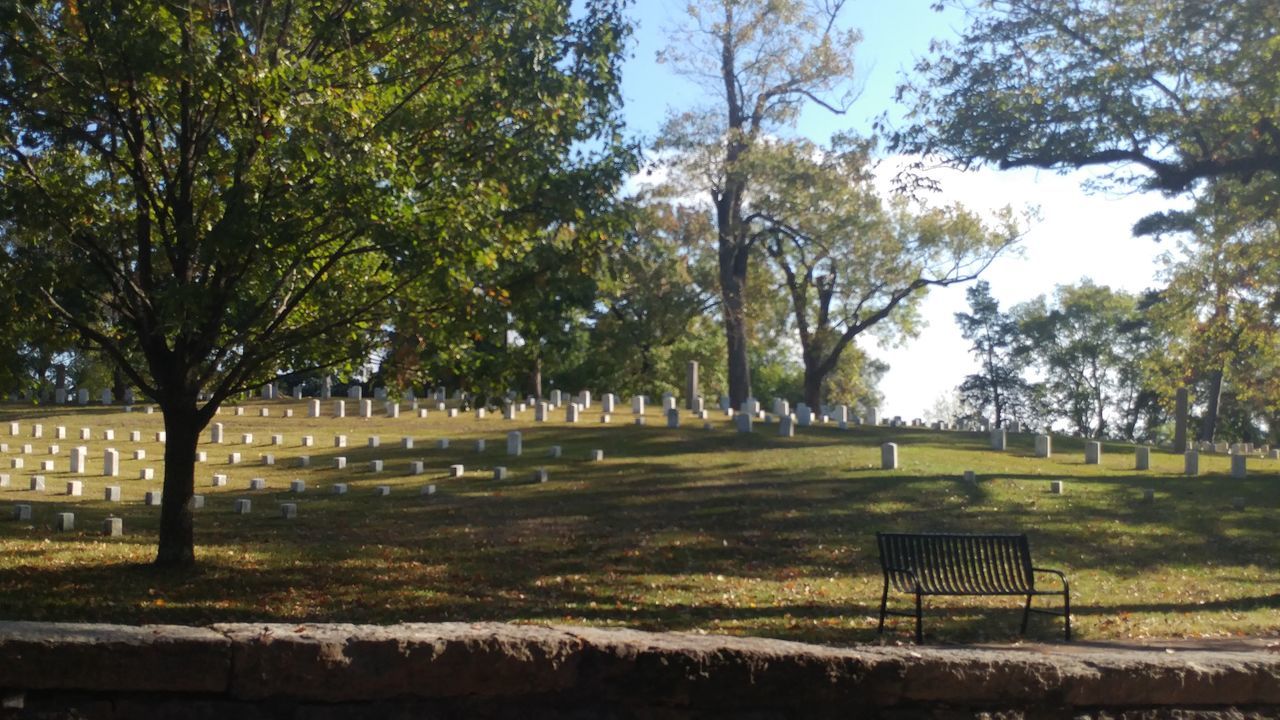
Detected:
left=877, top=532, right=1036, bottom=595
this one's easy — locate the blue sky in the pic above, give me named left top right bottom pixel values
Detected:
left=619, top=0, right=964, bottom=140
left=614, top=1, right=1178, bottom=419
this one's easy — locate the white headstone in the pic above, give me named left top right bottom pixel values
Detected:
left=1035, top=434, right=1051, bottom=458
left=666, top=408, right=680, bottom=428
left=881, top=443, right=898, bottom=470
left=309, top=399, right=321, bottom=418
left=507, top=431, right=522, bottom=456
left=335, top=400, right=346, bottom=418
left=1184, top=450, right=1200, bottom=475
left=70, top=446, right=87, bottom=474
left=565, top=404, right=580, bottom=423
left=1231, top=454, right=1247, bottom=479
left=602, top=393, right=616, bottom=413
left=990, top=428, right=1007, bottom=451
left=103, top=448, right=120, bottom=477
left=1085, top=441, right=1101, bottom=465
left=104, top=486, right=122, bottom=502
left=631, top=396, right=645, bottom=415
left=779, top=416, right=794, bottom=437
left=1136, top=446, right=1151, bottom=471
left=210, top=423, right=224, bottom=444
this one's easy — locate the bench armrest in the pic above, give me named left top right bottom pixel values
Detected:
left=1032, top=567, right=1069, bottom=592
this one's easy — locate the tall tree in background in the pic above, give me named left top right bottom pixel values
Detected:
left=748, top=138, right=1020, bottom=407
left=1016, top=282, right=1156, bottom=439
left=1142, top=183, right=1280, bottom=443
left=889, top=0, right=1280, bottom=196
left=0, top=0, right=632, bottom=566
left=659, top=0, right=860, bottom=408
left=954, top=280, right=1028, bottom=428
left=587, top=200, right=721, bottom=397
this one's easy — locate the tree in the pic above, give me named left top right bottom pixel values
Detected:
left=1142, top=183, right=1280, bottom=443
left=0, top=1, right=632, bottom=566
left=749, top=137, right=1021, bottom=407
left=658, top=0, right=860, bottom=408
left=1015, top=282, right=1159, bottom=439
left=889, top=0, right=1280, bottom=195
left=586, top=199, right=722, bottom=397
left=954, top=280, right=1028, bottom=428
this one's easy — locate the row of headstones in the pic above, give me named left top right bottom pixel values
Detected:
left=41, top=388, right=137, bottom=406
left=988, top=429, right=1273, bottom=477
left=880, top=448, right=1254, bottom=510
left=7, top=430, right=600, bottom=477
left=9, top=471, right=499, bottom=535
left=1192, top=440, right=1273, bottom=456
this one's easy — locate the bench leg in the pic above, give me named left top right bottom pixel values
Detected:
left=877, top=581, right=889, bottom=636
left=1063, top=589, right=1071, bottom=641
left=1020, top=594, right=1033, bottom=635
left=914, top=591, right=922, bottom=644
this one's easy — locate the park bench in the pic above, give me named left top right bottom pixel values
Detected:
left=876, top=532, right=1071, bottom=643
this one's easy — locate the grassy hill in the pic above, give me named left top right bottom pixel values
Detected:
left=0, top=399, right=1276, bottom=645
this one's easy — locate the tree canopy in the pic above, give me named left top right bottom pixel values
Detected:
left=889, top=0, right=1280, bottom=194
left=0, top=0, right=633, bottom=565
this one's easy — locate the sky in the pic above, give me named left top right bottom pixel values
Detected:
left=617, top=0, right=1187, bottom=418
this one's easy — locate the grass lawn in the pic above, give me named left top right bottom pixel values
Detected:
left=0, top=399, right=1276, bottom=646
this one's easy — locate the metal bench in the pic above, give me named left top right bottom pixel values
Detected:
left=876, top=532, right=1071, bottom=642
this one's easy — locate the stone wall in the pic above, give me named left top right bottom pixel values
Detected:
left=1, top=622, right=1278, bottom=719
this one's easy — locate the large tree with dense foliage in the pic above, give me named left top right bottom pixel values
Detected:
left=748, top=137, right=1020, bottom=407
left=889, top=0, right=1280, bottom=195
left=1142, top=183, right=1280, bottom=443
left=1015, top=282, right=1161, bottom=439
left=658, top=0, right=860, bottom=408
left=954, top=280, right=1030, bottom=428
left=0, top=0, right=632, bottom=566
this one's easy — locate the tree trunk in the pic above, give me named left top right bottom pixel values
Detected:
left=531, top=355, right=543, bottom=400
left=155, top=399, right=204, bottom=567
left=721, top=270, right=751, bottom=409
left=718, top=193, right=751, bottom=409
left=1199, top=368, right=1224, bottom=442
left=112, top=366, right=128, bottom=403
left=802, top=365, right=823, bottom=409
